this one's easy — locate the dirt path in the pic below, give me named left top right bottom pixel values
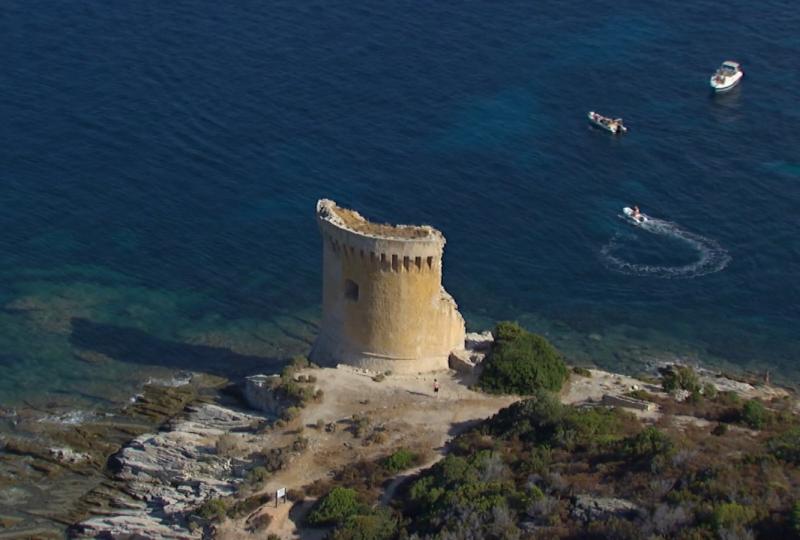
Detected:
left=214, top=366, right=516, bottom=539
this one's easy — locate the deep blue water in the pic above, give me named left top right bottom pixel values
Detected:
left=1, top=0, right=799, bottom=408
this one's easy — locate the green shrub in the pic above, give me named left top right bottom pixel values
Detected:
left=767, top=427, right=800, bottom=464
left=282, top=406, right=301, bottom=421
left=711, top=502, right=756, bottom=531
left=711, top=423, right=728, bottom=436
left=717, top=390, right=741, bottom=407
left=791, top=501, right=800, bottom=534
left=195, top=498, right=228, bottom=521
left=383, top=449, right=417, bottom=473
left=703, top=383, right=718, bottom=400
left=572, top=366, right=592, bottom=377
left=621, top=427, right=673, bottom=460
left=479, top=322, right=568, bottom=395
left=283, top=355, right=309, bottom=376
left=307, top=487, right=362, bottom=526
left=331, top=508, right=398, bottom=540
left=245, top=466, right=269, bottom=486
left=352, top=414, right=371, bottom=438
left=228, top=493, right=271, bottom=519
left=661, top=365, right=701, bottom=394
left=741, top=399, right=769, bottom=429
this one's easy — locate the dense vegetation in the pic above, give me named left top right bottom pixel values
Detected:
left=479, top=322, right=569, bottom=395
left=389, top=389, right=800, bottom=539
left=305, top=383, right=800, bottom=539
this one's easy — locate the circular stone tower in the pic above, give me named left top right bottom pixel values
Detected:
left=310, top=199, right=465, bottom=374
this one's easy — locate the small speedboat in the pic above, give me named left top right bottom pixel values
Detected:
left=623, top=206, right=647, bottom=224
left=588, top=111, right=627, bottom=134
left=710, top=61, right=743, bottom=92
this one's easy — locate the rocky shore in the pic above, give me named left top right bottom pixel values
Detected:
left=73, top=403, right=263, bottom=538
left=2, top=345, right=795, bottom=539
left=0, top=374, right=226, bottom=538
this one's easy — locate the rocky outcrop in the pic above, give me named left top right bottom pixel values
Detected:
left=571, top=495, right=641, bottom=523
left=72, top=403, right=263, bottom=539
left=244, top=374, right=286, bottom=415
left=465, top=331, right=493, bottom=351
left=449, top=331, right=494, bottom=374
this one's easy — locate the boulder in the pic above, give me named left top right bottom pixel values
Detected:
left=448, top=349, right=487, bottom=374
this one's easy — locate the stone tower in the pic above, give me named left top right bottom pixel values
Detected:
left=310, top=199, right=465, bottom=373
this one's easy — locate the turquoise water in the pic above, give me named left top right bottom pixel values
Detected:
left=0, top=0, right=799, bottom=414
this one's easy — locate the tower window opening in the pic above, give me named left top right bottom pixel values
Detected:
left=344, top=279, right=359, bottom=301
left=392, top=254, right=399, bottom=271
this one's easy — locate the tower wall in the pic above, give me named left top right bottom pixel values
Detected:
left=310, top=199, right=465, bottom=373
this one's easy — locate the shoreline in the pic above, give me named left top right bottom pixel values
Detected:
left=65, top=357, right=796, bottom=538
left=0, top=338, right=795, bottom=538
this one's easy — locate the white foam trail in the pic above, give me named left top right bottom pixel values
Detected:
left=601, top=216, right=731, bottom=279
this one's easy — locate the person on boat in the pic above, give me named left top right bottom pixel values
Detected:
left=632, top=205, right=641, bottom=218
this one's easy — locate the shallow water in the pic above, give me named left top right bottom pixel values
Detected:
left=0, top=0, right=798, bottom=417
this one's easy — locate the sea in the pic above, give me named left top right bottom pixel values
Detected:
left=1, top=0, right=798, bottom=424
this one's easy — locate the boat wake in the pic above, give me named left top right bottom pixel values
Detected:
left=601, top=216, right=731, bottom=279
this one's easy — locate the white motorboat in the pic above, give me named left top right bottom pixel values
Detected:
left=623, top=206, right=647, bottom=224
left=710, top=61, right=743, bottom=92
left=588, top=111, right=627, bottom=134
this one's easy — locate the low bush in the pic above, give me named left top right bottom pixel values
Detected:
left=383, top=449, right=417, bottom=473
left=195, top=498, right=228, bottom=521
left=228, top=493, right=271, bottom=519
left=307, top=487, right=362, bottom=526
left=282, top=355, right=309, bottom=377
left=366, top=431, right=387, bottom=445
left=293, top=436, right=309, bottom=452
left=215, top=434, right=242, bottom=458
left=352, top=414, right=371, bottom=438
left=740, top=399, right=769, bottom=429
left=711, top=502, right=756, bottom=531
left=711, top=423, right=728, bottom=436
left=572, top=366, right=592, bottom=377
left=661, top=365, right=701, bottom=394
left=287, top=487, right=305, bottom=501
left=281, top=406, right=301, bottom=421
left=479, top=322, right=569, bottom=395
left=245, top=466, right=269, bottom=486
left=768, top=427, right=800, bottom=464
left=791, top=501, right=800, bottom=534
left=620, top=427, right=673, bottom=461
left=245, top=512, right=272, bottom=532
left=331, top=507, right=398, bottom=540
left=703, top=383, right=718, bottom=400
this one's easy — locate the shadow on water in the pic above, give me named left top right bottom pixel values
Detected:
left=69, top=317, right=282, bottom=379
